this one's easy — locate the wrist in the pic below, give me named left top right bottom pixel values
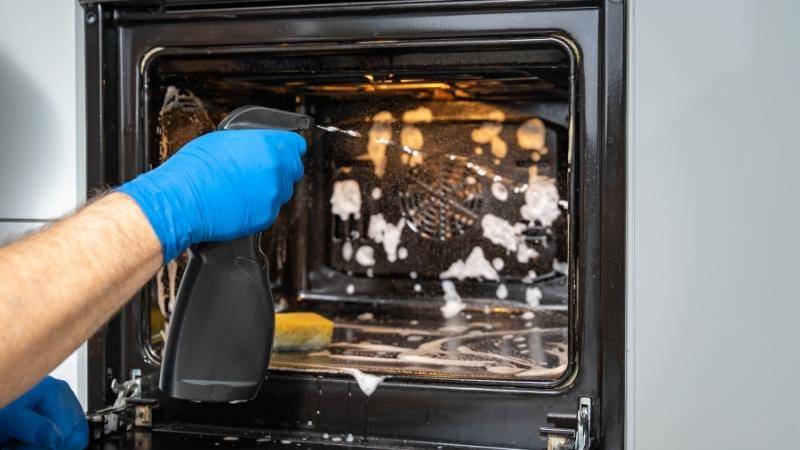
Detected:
left=116, top=172, right=193, bottom=263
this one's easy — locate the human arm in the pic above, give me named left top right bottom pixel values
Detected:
left=0, top=192, right=161, bottom=409
left=0, top=129, right=306, bottom=408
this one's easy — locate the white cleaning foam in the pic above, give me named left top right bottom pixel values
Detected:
left=481, top=214, right=521, bottom=253
left=341, top=368, right=387, bottom=397
left=342, top=241, right=353, bottom=261
left=553, top=260, right=569, bottom=275
left=367, top=214, right=406, bottom=262
left=471, top=122, right=502, bottom=144
left=371, top=187, right=383, bottom=200
left=526, top=287, right=543, bottom=307
left=516, top=241, right=540, bottom=264
left=496, top=284, right=508, bottom=300
left=490, top=135, right=508, bottom=159
left=517, top=118, right=546, bottom=150
left=355, top=246, right=376, bottom=267
left=402, top=106, right=433, bottom=124
left=440, top=280, right=465, bottom=319
left=521, top=176, right=561, bottom=227
left=481, top=214, right=540, bottom=263
left=492, top=257, right=505, bottom=271
left=400, top=125, right=424, bottom=167
left=330, top=179, right=362, bottom=221
left=440, top=247, right=499, bottom=281
left=522, top=270, right=538, bottom=283
left=491, top=182, right=509, bottom=201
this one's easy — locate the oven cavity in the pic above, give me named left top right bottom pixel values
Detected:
left=144, top=42, right=574, bottom=384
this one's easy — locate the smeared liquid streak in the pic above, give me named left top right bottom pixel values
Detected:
left=158, top=86, right=213, bottom=162
left=331, top=342, right=409, bottom=353
left=358, top=111, right=393, bottom=178
left=457, top=346, right=534, bottom=368
left=341, top=368, right=386, bottom=396
left=166, top=259, right=178, bottom=313
left=335, top=323, right=444, bottom=337
left=156, top=267, right=167, bottom=319
left=439, top=246, right=498, bottom=281
left=330, top=179, right=362, bottom=221
left=315, top=324, right=567, bottom=379
left=440, top=280, right=465, bottom=319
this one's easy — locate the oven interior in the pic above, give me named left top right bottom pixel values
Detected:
left=143, top=42, right=574, bottom=386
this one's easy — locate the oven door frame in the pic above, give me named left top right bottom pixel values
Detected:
left=82, top=1, right=625, bottom=448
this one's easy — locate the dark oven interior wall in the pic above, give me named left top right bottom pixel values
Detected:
left=142, top=44, right=573, bottom=314
left=82, top=2, right=624, bottom=449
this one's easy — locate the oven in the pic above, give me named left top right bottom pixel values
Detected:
left=80, top=1, right=626, bottom=448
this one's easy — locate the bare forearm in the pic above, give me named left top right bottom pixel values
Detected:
left=0, top=193, right=161, bottom=406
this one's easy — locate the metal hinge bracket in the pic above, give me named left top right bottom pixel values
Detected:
left=87, top=369, right=157, bottom=440
left=539, top=396, right=593, bottom=450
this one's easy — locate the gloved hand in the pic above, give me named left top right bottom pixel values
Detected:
left=0, top=376, right=88, bottom=449
left=119, top=130, right=307, bottom=262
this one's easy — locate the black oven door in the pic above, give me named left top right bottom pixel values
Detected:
left=81, top=1, right=625, bottom=449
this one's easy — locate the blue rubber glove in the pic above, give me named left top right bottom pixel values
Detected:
left=118, top=130, right=307, bottom=263
left=0, top=377, right=88, bottom=450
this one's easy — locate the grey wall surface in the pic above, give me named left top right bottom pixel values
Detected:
left=0, top=1, right=84, bottom=220
left=628, top=0, right=799, bottom=448
left=0, top=1, right=86, bottom=407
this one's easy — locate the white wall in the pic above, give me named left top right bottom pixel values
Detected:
left=628, top=1, right=799, bottom=448
left=0, top=1, right=86, bottom=407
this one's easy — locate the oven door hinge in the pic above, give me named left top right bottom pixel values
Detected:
left=539, top=396, right=593, bottom=450
left=87, top=369, right=158, bottom=439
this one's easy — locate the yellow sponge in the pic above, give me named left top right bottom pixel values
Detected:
left=273, top=312, right=333, bottom=352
